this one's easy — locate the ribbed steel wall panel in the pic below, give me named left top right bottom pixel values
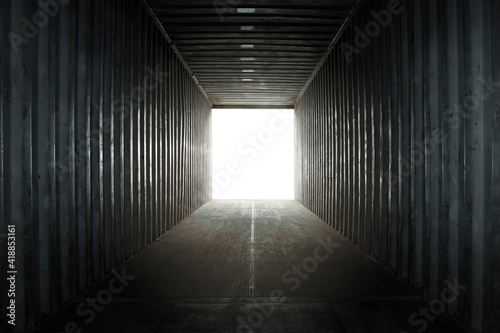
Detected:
left=295, top=0, right=499, bottom=331
left=0, top=1, right=212, bottom=331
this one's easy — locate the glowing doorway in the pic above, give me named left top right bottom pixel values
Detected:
left=212, top=109, right=294, bottom=200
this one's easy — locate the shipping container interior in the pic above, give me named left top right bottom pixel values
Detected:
left=1, top=0, right=499, bottom=332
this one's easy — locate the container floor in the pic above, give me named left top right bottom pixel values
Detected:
left=33, top=200, right=467, bottom=333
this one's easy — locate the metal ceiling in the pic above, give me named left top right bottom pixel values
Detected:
left=145, top=0, right=358, bottom=108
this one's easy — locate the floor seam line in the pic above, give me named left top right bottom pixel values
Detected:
left=249, top=200, right=255, bottom=297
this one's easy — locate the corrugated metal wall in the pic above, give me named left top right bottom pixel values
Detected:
left=295, top=0, right=500, bottom=332
left=0, top=0, right=212, bottom=331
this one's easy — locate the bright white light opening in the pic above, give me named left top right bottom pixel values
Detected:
left=212, top=109, right=294, bottom=200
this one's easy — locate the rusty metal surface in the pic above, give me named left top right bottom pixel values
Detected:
left=295, top=0, right=500, bottom=331
left=1, top=1, right=211, bottom=331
